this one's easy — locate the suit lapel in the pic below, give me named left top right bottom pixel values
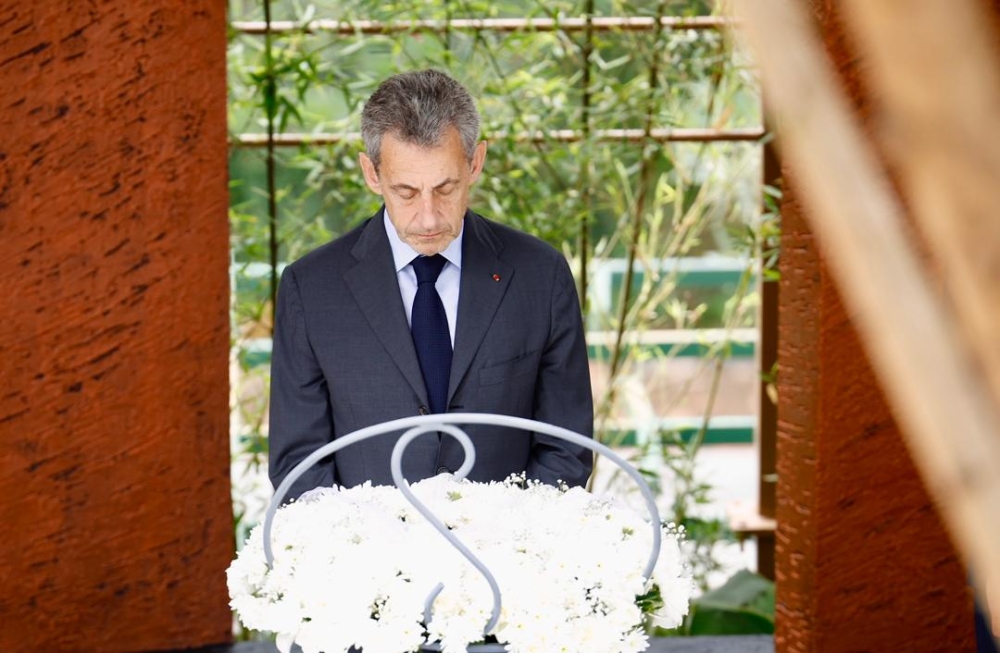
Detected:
left=448, top=212, right=513, bottom=403
left=344, top=212, right=429, bottom=406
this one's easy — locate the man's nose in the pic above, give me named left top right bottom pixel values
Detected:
left=415, top=192, right=440, bottom=222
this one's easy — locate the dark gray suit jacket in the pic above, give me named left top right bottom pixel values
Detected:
left=268, top=209, right=594, bottom=499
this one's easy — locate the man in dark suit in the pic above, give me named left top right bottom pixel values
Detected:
left=268, top=70, right=593, bottom=500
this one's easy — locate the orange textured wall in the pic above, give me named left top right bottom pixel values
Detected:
left=0, top=2, right=232, bottom=651
left=775, top=2, right=974, bottom=651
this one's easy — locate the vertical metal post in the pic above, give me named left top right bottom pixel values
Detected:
left=756, top=113, right=780, bottom=581
left=263, top=0, right=279, bottom=332
left=577, top=0, right=595, bottom=317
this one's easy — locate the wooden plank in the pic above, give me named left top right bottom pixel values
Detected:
left=728, top=499, right=777, bottom=538
left=728, top=0, right=1000, bottom=611
left=838, top=0, right=1000, bottom=422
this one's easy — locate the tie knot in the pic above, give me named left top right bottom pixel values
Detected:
left=411, top=254, right=447, bottom=284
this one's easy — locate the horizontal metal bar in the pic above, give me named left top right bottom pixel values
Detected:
left=231, top=127, right=764, bottom=147
left=230, top=15, right=734, bottom=36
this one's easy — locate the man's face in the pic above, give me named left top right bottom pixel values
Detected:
left=360, top=126, right=487, bottom=256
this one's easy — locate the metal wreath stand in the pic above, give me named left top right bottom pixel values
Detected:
left=263, top=413, right=663, bottom=653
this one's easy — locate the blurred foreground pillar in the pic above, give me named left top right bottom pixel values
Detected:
left=0, top=2, right=232, bottom=651
left=775, top=2, right=974, bottom=652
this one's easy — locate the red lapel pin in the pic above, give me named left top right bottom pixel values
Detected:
left=492, top=274, right=501, bottom=282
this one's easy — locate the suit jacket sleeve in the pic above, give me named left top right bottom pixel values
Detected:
left=526, top=255, right=594, bottom=488
left=268, top=266, right=336, bottom=500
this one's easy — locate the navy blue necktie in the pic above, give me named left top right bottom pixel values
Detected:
left=410, top=255, right=452, bottom=414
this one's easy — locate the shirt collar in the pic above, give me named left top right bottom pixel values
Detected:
left=383, top=208, right=464, bottom=273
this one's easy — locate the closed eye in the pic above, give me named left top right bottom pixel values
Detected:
left=390, top=185, right=418, bottom=200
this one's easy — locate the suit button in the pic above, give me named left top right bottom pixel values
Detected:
left=436, top=466, right=450, bottom=474
left=418, top=406, right=429, bottom=415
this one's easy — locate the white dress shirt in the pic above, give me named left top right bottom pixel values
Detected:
left=383, top=211, right=462, bottom=346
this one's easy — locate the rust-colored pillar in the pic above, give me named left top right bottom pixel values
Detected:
left=0, top=2, right=232, bottom=651
left=774, top=3, right=975, bottom=652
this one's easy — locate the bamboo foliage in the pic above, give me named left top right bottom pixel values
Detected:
left=228, top=0, right=767, bottom=597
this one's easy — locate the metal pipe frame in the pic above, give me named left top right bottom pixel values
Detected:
left=231, top=15, right=734, bottom=36
left=231, top=126, right=764, bottom=148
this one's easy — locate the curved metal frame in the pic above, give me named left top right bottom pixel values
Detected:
left=263, top=413, right=662, bottom=652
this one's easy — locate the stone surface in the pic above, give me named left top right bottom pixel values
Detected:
left=773, top=2, right=975, bottom=651
left=155, top=637, right=776, bottom=653
left=0, top=2, right=231, bottom=651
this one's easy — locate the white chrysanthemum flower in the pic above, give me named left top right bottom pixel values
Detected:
left=228, top=475, right=692, bottom=653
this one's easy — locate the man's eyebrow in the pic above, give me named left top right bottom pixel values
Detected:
left=389, top=178, right=459, bottom=193
left=434, top=178, right=459, bottom=189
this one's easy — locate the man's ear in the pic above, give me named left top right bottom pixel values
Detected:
left=359, top=152, right=383, bottom=195
left=468, top=141, right=488, bottom=185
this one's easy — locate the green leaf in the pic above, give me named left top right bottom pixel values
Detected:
left=685, top=570, right=775, bottom=635
left=687, top=605, right=774, bottom=635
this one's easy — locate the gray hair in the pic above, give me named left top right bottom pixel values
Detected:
left=361, top=69, right=481, bottom=168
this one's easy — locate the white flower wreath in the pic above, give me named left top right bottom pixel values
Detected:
left=228, top=473, right=692, bottom=653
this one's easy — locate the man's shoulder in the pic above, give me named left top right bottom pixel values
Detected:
left=286, top=215, right=374, bottom=278
left=470, top=212, right=563, bottom=264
